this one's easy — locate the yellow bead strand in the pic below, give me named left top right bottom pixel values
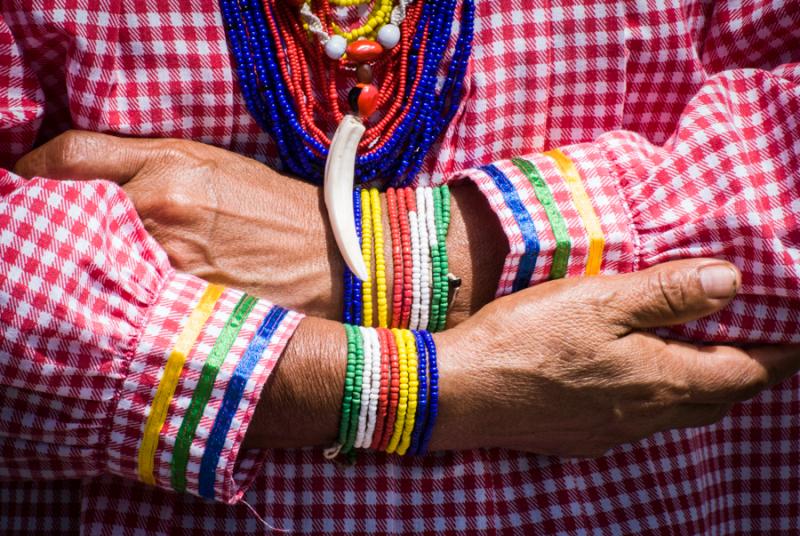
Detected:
left=329, top=0, right=371, bottom=6
left=361, top=188, right=374, bottom=326
left=370, top=188, right=389, bottom=328
left=396, top=329, right=419, bottom=455
left=332, top=0, right=393, bottom=42
left=386, top=328, right=409, bottom=454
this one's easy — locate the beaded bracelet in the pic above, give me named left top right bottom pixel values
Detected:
left=407, top=329, right=428, bottom=456
left=427, top=187, right=442, bottom=331
left=385, top=327, right=409, bottom=453
left=326, top=323, right=356, bottom=458
left=370, top=188, right=389, bottom=328
left=397, top=328, right=419, bottom=455
left=354, top=326, right=375, bottom=449
left=343, top=188, right=363, bottom=325
left=414, top=187, right=432, bottom=331
left=348, top=324, right=366, bottom=454
left=386, top=188, right=404, bottom=328
left=360, top=188, right=374, bottom=327
left=341, top=186, right=453, bottom=332
left=370, top=327, right=392, bottom=449
left=377, top=326, right=400, bottom=451
left=418, top=330, right=439, bottom=454
left=396, top=189, right=414, bottom=329
left=406, top=189, right=422, bottom=330
left=328, top=324, right=440, bottom=460
left=432, top=185, right=451, bottom=331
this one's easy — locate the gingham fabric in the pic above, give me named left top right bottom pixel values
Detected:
left=463, top=128, right=800, bottom=344
left=1, top=0, right=799, bottom=534
left=0, top=173, right=304, bottom=504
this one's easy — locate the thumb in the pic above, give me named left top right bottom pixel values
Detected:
left=13, top=130, right=157, bottom=184
left=588, top=258, right=741, bottom=331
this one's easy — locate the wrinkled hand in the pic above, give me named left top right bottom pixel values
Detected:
left=15, top=130, right=506, bottom=324
left=433, top=259, right=800, bottom=457
left=14, top=130, right=344, bottom=318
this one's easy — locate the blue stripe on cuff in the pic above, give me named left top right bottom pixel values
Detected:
left=481, top=164, right=540, bottom=292
left=198, top=305, right=288, bottom=500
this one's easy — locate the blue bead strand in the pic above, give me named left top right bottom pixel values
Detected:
left=352, top=187, right=363, bottom=325
left=418, top=330, right=439, bottom=455
left=218, top=0, right=475, bottom=187
left=408, top=330, right=429, bottom=456
left=343, top=186, right=364, bottom=324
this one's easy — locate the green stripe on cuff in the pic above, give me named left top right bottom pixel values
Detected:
left=512, top=158, right=572, bottom=280
left=170, top=293, right=257, bottom=493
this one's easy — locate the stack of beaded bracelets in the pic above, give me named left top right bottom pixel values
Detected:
left=324, top=325, right=439, bottom=460
left=343, top=185, right=455, bottom=332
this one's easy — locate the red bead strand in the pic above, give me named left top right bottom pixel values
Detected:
left=370, top=327, right=393, bottom=450
left=377, top=326, right=400, bottom=451
left=398, top=187, right=414, bottom=329
left=386, top=188, right=404, bottom=328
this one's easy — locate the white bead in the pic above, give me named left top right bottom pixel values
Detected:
left=415, top=188, right=431, bottom=331
left=355, top=326, right=374, bottom=449
left=377, top=24, right=401, bottom=49
left=324, top=35, right=347, bottom=60
left=408, top=208, right=422, bottom=330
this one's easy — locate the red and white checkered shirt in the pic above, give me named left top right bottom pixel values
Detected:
left=1, top=0, right=799, bottom=534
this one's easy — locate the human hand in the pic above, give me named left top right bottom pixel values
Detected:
left=14, top=130, right=506, bottom=323
left=431, top=258, right=800, bottom=457
left=14, top=130, right=349, bottom=318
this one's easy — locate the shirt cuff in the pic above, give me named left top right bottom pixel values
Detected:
left=452, top=142, right=639, bottom=297
left=107, top=271, right=304, bottom=504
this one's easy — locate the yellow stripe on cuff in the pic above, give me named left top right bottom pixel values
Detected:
left=544, top=149, right=605, bottom=275
left=137, top=282, right=225, bottom=486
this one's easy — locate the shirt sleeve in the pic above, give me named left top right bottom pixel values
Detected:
left=0, top=171, right=304, bottom=504
left=0, top=14, right=45, bottom=168
left=454, top=62, right=800, bottom=344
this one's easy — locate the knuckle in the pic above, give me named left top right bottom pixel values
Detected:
left=652, top=269, right=690, bottom=318
left=53, top=130, right=90, bottom=169
left=159, top=187, right=195, bottom=214
left=161, top=140, right=193, bottom=161
left=159, top=140, right=218, bottom=178
left=565, top=281, right=630, bottom=330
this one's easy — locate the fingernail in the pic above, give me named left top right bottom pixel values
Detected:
left=700, top=265, right=738, bottom=299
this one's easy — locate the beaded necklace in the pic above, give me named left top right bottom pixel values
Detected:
left=220, top=0, right=474, bottom=279
left=219, top=0, right=474, bottom=185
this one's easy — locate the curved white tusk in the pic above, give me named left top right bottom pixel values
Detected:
left=324, top=114, right=369, bottom=281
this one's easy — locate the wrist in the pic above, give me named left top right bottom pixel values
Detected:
left=372, top=182, right=507, bottom=329
left=245, top=316, right=345, bottom=449
left=425, top=328, right=482, bottom=451
left=446, top=182, right=508, bottom=324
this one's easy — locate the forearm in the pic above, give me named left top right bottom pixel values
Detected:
left=245, top=317, right=344, bottom=449
left=245, top=316, right=471, bottom=451
left=243, top=183, right=508, bottom=449
left=316, top=182, right=508, bottom=325
left=427, top=182, right=508, bottom=324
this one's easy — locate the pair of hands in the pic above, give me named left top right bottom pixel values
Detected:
left=15, top=131, right=800, bottom=458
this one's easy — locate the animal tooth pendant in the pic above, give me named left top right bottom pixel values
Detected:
left=324, top=49, right=381, bottom=283
left=324, top=114, right=369, bottom=281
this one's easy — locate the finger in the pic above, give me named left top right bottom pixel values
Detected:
left=580, top=258, right=741, bottom=331
left=13, top=130, right=158, bottom=184
left=668, top=341, right=800, bottom=404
